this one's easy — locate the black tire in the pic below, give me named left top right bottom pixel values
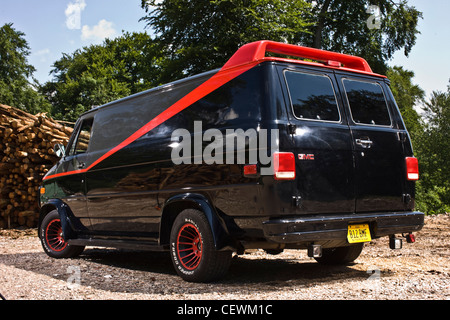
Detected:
left=40, top=210, right=84, bottom=259
left=314, top=243, right=364, bottom=265
left=170, top=209, right=232, bottom=282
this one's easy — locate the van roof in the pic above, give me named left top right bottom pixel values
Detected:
left=84, top=40, right=385, bottom=116
left=222, top=40, right=385, bottom=78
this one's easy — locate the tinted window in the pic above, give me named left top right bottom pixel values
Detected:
left=89, top=73, right=210, bottom=152
left=68, top=118, right=93, bottom=155
left=183, top=66, right=262, bottom=130
left=138, top=66, right=263, bottom=141
left=284, top=71, right=340, bottom=122
left=343, top=79, right=391, bottom=126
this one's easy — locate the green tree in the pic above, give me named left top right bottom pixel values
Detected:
left=303, top=0, right=422, bottom=74
left=385, top=68, right=449, bottom=215
left=141, top=1, right=421, bottom=78
left=386, top=66, right=424, bottom=141
left=0, top=23, right=50, bottom=113
left=415, top=82, right=450, bottom=214
left=140, top=0, right=312, bottom=82
left=41, top=32, right=161, bottom=121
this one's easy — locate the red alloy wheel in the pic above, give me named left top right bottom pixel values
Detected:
left=176, top=223, right=203, bottom=270
left=45, top=218, right=68, bottom=252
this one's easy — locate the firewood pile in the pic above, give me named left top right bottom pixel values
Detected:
left=0, top=104, right=73, bottom=229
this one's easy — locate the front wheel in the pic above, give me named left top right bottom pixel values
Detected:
left=170, top=209, right=232, bottom=282
left=40, top=210, right=85, bottom=259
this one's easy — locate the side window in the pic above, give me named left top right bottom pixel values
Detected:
left=182, top=66, right=262, bottom=131
left=68, top=118, right=94, bottom=156
left=284, top=70, right=340, bottom=122
left=342, top=79, right=391, bottom=126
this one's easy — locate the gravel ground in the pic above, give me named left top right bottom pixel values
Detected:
left=0, top=213, right=449, bottom=300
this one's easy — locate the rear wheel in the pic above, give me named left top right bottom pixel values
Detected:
left=170, top=209, right=232, bottom=282
left=40, top=210, right=84, bottom=258
left=314, top=243, right=364, bottom=265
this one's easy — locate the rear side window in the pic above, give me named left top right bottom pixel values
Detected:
left=178, top=66, right=263, bottom=131
left=284, top=70, right=340, bottom=122
left=343, top=79, right=391, bottom=126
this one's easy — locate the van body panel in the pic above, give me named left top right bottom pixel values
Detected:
left=53, top=173, right=91, bottom=230
left=81, top=65, right=265, bottom=239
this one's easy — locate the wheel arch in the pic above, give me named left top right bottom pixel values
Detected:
left=38, top=199, right=75, bottom=241
left=159, top=193, right=235, bottom=251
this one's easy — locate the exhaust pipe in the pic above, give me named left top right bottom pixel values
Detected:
left=307, top=244, right=322, bottom=258
left=389, top=233, right=416, bottom=249
left=389, top=235, right=402, bottom=249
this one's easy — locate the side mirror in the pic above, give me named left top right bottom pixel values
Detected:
left=54, top=143, right=66, bottom=158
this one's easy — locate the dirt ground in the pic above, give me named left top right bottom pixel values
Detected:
left=0, top=213, right=448, bottom=300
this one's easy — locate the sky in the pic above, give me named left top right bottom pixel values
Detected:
left=0, top=0, right=449, bottom=104
left=390, top=0, right=450, bottom=100
left=0, top=0, right=147, bottom=83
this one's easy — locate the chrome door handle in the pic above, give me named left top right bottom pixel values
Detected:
left=356, top=138, right=373, bottom=148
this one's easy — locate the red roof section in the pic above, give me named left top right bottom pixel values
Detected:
left=222, top=40, right=384, bottom=77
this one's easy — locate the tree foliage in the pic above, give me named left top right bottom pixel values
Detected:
left=141, top=0, right=422, bottom=77
left=140, top=0, right=312, bottom=82
left=387, top=68, right=449, bottom=214
left=41, top=32, right=161, bottom=121
left=0, top=23, right=50, bottom=114
left=414, top=82, right=450, bottom=214
left=301, top=0, right=422, bottom=74
left=386, top=66, right=424, bottom=141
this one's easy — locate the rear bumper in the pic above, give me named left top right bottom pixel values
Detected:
left=262, top=211, right=424, bottom=243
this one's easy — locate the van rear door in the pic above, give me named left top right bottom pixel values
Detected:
left=280, top=67, right=355, bottom=215
left=336, top=74, right=406, bottom=213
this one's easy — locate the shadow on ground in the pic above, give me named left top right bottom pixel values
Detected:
left=0, top=246, right=385, bottom=296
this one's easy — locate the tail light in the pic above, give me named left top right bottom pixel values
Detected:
left=273, top=152, right=296, bottom=180
left=243, top=164, right=258, bottom=178
left=405, top=157, right=419, bottom=181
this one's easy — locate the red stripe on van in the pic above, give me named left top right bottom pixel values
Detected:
left=43, top=61, right=260, bottom=181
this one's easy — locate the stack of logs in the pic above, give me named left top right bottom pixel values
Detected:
left=0, top=104, right=73, bottom=229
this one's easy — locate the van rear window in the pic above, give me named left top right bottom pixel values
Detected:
left=342, top=79, right=391, bottom=126
left=284, top=71, right=340, bottom=122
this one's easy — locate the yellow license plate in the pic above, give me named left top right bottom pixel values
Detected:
left=347, top=224, right=372, bottom=243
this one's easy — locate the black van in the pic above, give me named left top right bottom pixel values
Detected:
left=38, top=41, right=424, bottom=282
